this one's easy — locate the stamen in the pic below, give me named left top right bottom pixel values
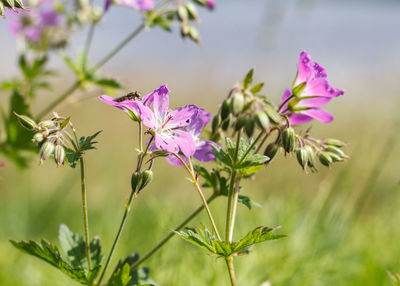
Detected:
left=162, top=115, right=173, bottom=128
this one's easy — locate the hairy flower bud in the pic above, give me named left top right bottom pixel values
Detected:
left=325, top=138, right=345, bottom=147
left=324, top=145, right=345, bottom=157
left=282, top=127, right=296, bottom=153
left=211, top=115, right=221, bottom=134
left=32, top=133, right=44, bottom=143
left=244, top=118, right=255, bottom=138
left=304, top=145, right=316, bottom=168
left=264, top=143, right=279, bottom=163
left=138, top=170, right=153, bottom=192
left=177, top=5, right=189, bottom=21
left=39, top=141, right=55, bottom=165
left=220, top=99, right=231, bottom=121
left=255, top=111, right=270, bottom=130
left=131, top=171, right=141, bottom=192
left=13, top=112, right=37, bottom=130
left=319, top=152, right=333, bottom=167
left=39, top=120, right=55, bottom=130
left=296, top=148, right=308, bottom=170
left=231, top=92, right=244, bottom=115
left=221, top=114, right=232, bottom=131
left=54, top=144, right=65, bottom=167
left=264, top=105, right=281, bottom=123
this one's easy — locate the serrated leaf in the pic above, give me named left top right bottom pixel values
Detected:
left=177, top=225, right=285, bottom=257
left=10, top=239, right=89, bottom=284
left=58, top=224, right=103, bottom=272
left=65, top=131, right=102, bottom=168
left=211, top=145, right=233, bottom=168
left=65, top=147, right=81, bottom=168
left=237, top=154, right=269, bottom=169
left=109, top=263, right=132, bottom=286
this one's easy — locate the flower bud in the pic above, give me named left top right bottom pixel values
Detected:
left=325, top=138, right=345, bottom=147
left=319, top=152, right=332, bottom=167
left=327, top=152, right=342, bottom=162
left=180, top=23, right=190, bottom=37
left=13, top=112, right=37, bottom=130
left=221, top=114, right=232, bottom=131
left=177, top=5, right=188, bottom=21
left=264, top=143, right=279, bottom=163
left=304, top=145, right=316, bottom=167
left=296, top=148, right=308, bottom=170
left=54, top=144, right=65, bottom=167
left=264, top=105, right=281, bottom=123
left=188, top=26, right=200, bottom=43
left=282, top=127, right=296, bottom=153
left=255, top=111, right=270, bottom=130
left=131, top=171, right=141, bottom=192
left=231, top=92, right=244, bottom=115
left=211, top=115, right=221, bottom=134
left=39, top=120, right=55, bottom=130
left=185, top=2, right=198, bottom=20
left=324, top=145, right=345, bottom=157
left=234, top=116, right=247, bottom=131
left=39, top=141, right=55, bottom=165
left=244, top=118, right=255, bottom=138
left=220, top=99, right=231, bottom=121
left=32, top=133, right=44, bottom=143
left=138, top=170, right=153, bottom=192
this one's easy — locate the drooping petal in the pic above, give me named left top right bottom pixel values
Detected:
left=289, top=113, right=313, bottom=125
left=193, top=140, right=216, bottom=162
left=172, top=130, right=196, bottom=157
left=297, top=96, right=332, bottom=108
left=300, top=108, right=334, bottom=123
left=155, top=133, right=179, bottom=154
left=165, top=104, right=198, bottom=129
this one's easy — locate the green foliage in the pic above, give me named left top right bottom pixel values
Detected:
left=0, top=90, right=36, bottom=167
left=176, top=225, right=285, bottom=258
left=10, top=224, right=103, bottom=284
left=65, top=131, right=101, bottom=168
left=108, top=253, right=157, bottom=286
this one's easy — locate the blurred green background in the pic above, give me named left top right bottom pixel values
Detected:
left=1, top=0, right=400, bottom=285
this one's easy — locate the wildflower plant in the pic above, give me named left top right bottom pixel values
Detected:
left=1, top=1, right=352, bottom=286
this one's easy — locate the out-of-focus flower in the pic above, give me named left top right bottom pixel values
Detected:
left=137, top=85, right=198, bottom=157
left=279, top=51, right=344, bottom=125
left=104, top=0, right=154, bottom=12
left=0, top=162, right=6, bottom=167
left=205, top=0, right=215, bottom=9
left=167, top=108, right=217, bottom=166
left=9, top=3, right=60, bottom=43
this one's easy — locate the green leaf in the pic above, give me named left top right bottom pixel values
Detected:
left=250, top=82, right=264, bottom=94
left=243, top=68, right=254, bottom=89
left=109, top=253, right=158, bottom=286
left=176, top=225, right=285, bottom=257
left=65, top=131, right=102, bottom=168
left=237, top=154, right=269, bottom=169
left=211, top=145, right=233, bottom=168
left=58, top=224, right=103, bottom=272
left=65, top=147, right=80, bottom=168
left=88, top=75, right=123, bottom=89
left=10, top=239, right=89, bottom=284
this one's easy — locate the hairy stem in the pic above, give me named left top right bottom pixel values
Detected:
left=79, top=157, right=92, bottom=271
left=130, top=193, right=218, bottom=270
left=225, top=170, right=237, bottom=241
left=225, top=257, right=237, bottom=286
left=97, top=189, right=137, bottom=285
left=228, top=176, right=241, bottom=242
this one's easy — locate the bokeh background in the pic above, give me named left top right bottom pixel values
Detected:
left=1, top=0, right=400, bottom=285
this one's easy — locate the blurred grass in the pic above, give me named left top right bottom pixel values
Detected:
left=1, top=90, right=400, bottom=285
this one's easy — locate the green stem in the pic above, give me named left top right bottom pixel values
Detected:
left=130, top=193, right=218, bottom=270
left=138, top=122, right=143, bottom=152
left=92, top=23, right=145, bottom=71
left=228, top=176, right=241, bottom=242
left=173, top=154, right=221, bottom=241
left=225, top=170, right=237, bottom=241
left=97, top=189, right=137, bottom=285
left=79, top=157, right=92, bottom=271
left=225, top=257, right=237, bottom=286
left=277, top=94, right=294, bottom=112
left=82, top=23, right=96, bottom=71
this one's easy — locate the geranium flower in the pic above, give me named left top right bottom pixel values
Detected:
left=104, top=0, right=154, bottom=12
left=136, top=85, right=198, bottom=157
left=279, top=51, right=344, bottom=125
left=166, top=108, right=217, bottom=166
left=9, top=5, right=60, bottom=43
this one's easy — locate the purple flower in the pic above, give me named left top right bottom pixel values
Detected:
left=166, top=108, right=217, bottom=166
left=104, top=0, right=154, bottom=12
left=9, top=6, right=60, bottom=43
left=279, top=51, right=344, bottom=125
left=136, top=85, right=198, bottom=157
left=99, top=92, right=141, bottom=120
left=206, top=0, right=215, bottom=9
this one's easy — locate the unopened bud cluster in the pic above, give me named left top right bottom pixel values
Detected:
left=14, top=112, right=69, bottom=167
left=211, top=69, right=283, bottom=142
